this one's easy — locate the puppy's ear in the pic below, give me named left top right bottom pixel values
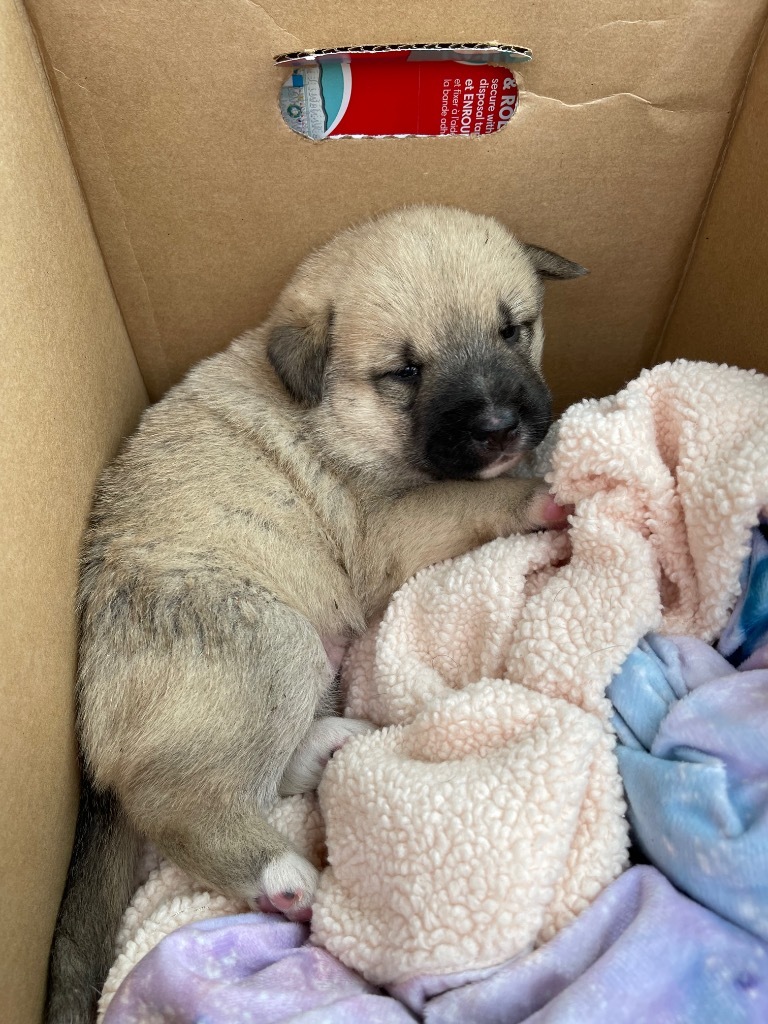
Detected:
left=523, top=244, right=589, bottom=280
left=267, top=308, right=333, bottom=406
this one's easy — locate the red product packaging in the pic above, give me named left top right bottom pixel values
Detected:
left=276, top=43, right=531, bottom=140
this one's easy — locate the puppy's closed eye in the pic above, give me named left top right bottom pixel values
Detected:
left=499, top=302, right=535, bottom=347
left=386, top=364, right=421, bottom=382
left=373, top=362, right=422, bottom=411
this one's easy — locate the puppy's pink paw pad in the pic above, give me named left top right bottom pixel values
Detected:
left=257, top=889, right=312, bottom=921
left=251, top=851, right=318, bottom=923
left=531, top=492, right=574, bottom=530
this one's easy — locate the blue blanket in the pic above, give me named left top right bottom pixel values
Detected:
left=608, top=520, right=768, bottom=942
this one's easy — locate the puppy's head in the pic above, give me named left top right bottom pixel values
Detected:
left=264, top=206, right=586, bottom=486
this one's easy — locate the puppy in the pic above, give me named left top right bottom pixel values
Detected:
left=46, top=205, right=586, bottom=1023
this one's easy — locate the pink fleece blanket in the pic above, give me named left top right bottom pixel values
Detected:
left=100, top=360, right=768, bottom=1013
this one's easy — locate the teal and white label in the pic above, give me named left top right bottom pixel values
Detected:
left=279, top=63, right=352, bottom=140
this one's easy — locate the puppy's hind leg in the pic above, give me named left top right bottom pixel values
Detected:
left=104, top=598, right=339, bottom=923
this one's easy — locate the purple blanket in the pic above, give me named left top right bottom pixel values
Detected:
left=103, top=867, right=767, bottom=1023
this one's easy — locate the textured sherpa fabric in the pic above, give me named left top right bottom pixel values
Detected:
left=313, top=531, right=629, bottom=984
left=312, top=360, right=768, bottom=984
left=100, top=360, right=768, bottom=1006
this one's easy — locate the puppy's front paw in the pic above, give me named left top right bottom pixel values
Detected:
left=250, top=851, right=318, bottom=922
left=279, top=716, right=376, bottom=797
left=527, top=484, right=574, bottom=531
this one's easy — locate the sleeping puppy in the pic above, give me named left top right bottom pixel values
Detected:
left=46, top=205, right=586, bottom=1023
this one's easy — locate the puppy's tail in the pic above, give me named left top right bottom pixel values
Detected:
left=45, top=775, right=141, bottom=1024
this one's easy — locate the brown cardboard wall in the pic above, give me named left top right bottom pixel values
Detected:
left=24, top=0, right=768, bottom=412
left=0, top=2, right=148, bottom=1021
left=658, top=27, right=768, bottom=373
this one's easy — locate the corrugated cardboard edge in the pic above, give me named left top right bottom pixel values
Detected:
left=274, top=42, right=532, bottom=64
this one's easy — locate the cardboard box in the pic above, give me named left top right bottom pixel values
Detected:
left=1, top=1, right=767, bottom=1020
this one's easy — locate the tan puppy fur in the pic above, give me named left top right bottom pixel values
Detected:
left=46, top=206, right=586, bottom=1023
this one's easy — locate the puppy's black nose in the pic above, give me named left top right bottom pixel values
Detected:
left=470, top=408, right=520, bottom=451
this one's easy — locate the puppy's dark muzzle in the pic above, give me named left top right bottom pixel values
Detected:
left=421, top=400, right=533, bottom=479
left=416, top=349, right=553, bottom=480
